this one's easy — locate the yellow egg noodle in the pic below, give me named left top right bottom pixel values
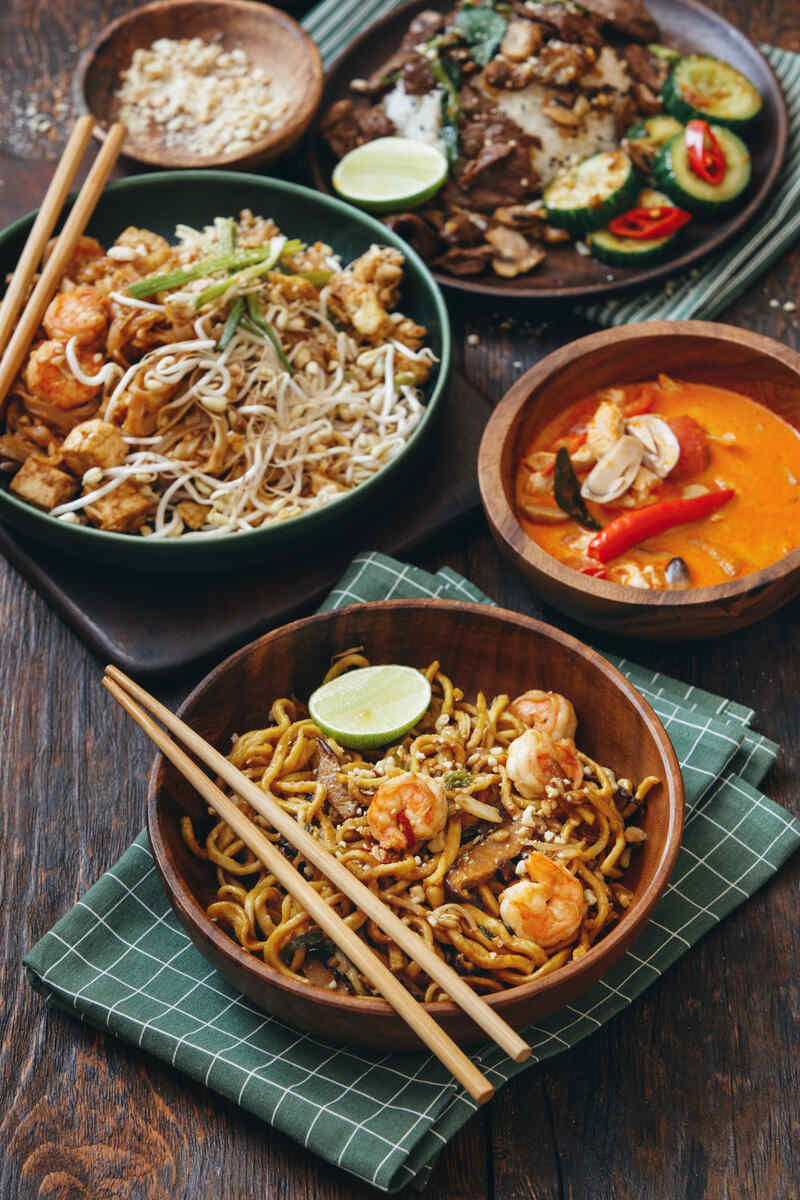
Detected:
left=182, top=651, right=659, bottom=1000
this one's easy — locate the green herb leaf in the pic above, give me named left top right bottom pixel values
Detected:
left=282, top=929, right=337, bottom=959
left=553, top=447, right=602, bottom=530
left=454, top=4, right=508, bottom=68
left=647, top=43, right=681, bottom=62
left=444, top=769, right=473, bottom=790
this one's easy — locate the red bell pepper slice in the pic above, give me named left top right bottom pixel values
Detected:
left=608, top=206, right=692, bottom=239
left=685, top=119, right=727, bottom=185
left=587, top=488, right=735, bottom=563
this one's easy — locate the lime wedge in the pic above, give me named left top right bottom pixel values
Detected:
left=332, top=137, right=448, bottom=214
left=309, top=664, right=432, bottom=749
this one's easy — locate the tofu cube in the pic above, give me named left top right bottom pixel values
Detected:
left=176, top=500, right=208, bottom=530
left=9, top=455, right=79, bottom=510
left=84, top=480, right=151, bottom=532
left=60, top=418, right=128, bottom=476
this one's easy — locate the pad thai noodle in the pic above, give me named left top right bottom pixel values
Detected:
left=1, top=213, right=435, bottom=537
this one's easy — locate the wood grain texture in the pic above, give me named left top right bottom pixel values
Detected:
left=77, top=0, right=323, bottom=168
left=2, top=0, right=800, bottom=1197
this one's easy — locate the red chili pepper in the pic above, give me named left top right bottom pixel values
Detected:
left=608, top=206, right=692, bottom=239
left=396, top=809, right=415, bottom=849
left=685, top=119, right=727, bottom=185
left=580, top=565, right=608, bottom=579
left=587, top=488, right=735, bottom=563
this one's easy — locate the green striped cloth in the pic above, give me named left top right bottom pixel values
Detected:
left=24, top=552, right=800, bottom=1193
left=302, top=0, right=800, bottom=323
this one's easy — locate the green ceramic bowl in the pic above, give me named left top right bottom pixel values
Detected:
left=0, top=172, right=451, bottom=572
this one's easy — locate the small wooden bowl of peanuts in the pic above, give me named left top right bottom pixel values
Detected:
left=75, top=0, right=323, bottom=169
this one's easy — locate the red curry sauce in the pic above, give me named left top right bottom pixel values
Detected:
left=516, top=377, right=800, bottom=589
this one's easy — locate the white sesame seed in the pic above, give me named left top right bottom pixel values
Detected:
left=467, top=333, right=479, bottom=346
left=784, top=301, right=796, bottom=313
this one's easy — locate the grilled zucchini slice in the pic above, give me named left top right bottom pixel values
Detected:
left=544, top=150, right=639, bottom=235
left=663, top=55, right=763, bottom=132
left=653, top=126, right=751, bottom=214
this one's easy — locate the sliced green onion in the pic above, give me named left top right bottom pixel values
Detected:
left=217, top=297, right=244, bottom=350
left=219, top=217, right=237, bottom=254
left=128, top=246, right=272, bottom=299
left=244, top=295, right=294, bottom=375
left=193, top=237, right=308, bottom=310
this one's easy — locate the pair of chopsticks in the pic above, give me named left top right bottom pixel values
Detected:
left=0, top=117, right=126, bottom=412
left=104, top=666, right=531, bottom=1102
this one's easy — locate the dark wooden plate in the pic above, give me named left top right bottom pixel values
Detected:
left=307, top=0, right=788, bottom=300
left=148, top=599, right=684, bottom=1047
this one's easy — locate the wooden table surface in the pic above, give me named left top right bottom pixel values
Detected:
left=2, top=2, right=799, bottom=1196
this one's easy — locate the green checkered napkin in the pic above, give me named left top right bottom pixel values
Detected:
left=302, top=0, right=800, bottom=324
left=25, top=552, right=800, bottom=1193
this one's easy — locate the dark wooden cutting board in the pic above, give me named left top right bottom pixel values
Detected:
left=0, top=369, right=490, bottom=680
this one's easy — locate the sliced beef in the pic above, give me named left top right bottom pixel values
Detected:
left=460, top=141, right=516, bottom=188
left=402, top=53, right=437, bottom=95
left=441, top=210, right=488, bottom=247
left=512, top=1, right=604, bottom=47
left=432, top=244, right=495, bottom=275
left=400, top=9, right=447, bottom=49
left=455, top=109, right=540, bottom=212
left=446, top=817, right=532, bottom=897
left=625, top=43, right=669, bottom=92
left=315, top=738, right=361, bottom=821
left=382, top=213, right=441, bottom=260
left=578, top=0, right=659, bottom=42
left=320, top=99, right=396, bottom=158
left=632, top=80, right=664, bottom=114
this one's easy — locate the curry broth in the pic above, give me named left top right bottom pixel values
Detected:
left=518, top=381, right=800, bottom=588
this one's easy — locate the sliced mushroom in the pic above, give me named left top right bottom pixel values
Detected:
left=493, top=203, right=548, bottom=232
left=581, top=435, right=643, bottom=504
left=627, top=414, right=680, bottom=478
left=517, top=499, right=569, bottom=522
left=315, top=737, right=361, bottom=820
left=543, top=103, right=583, bottom=126
left=486, top=227, right=546, bottom=277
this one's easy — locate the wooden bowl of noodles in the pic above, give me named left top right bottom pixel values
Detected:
left=147, top=600, right=683, bottom=1049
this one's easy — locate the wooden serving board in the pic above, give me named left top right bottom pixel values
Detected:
left=0, top=370, right=490, bottom=680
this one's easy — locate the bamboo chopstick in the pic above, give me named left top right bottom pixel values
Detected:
left=0, top=121, right=127, bottom=414
left=105, top=664, right=532, bottom=1065
left=0, top=116, right=95, bottom=359
left=103, top=675, right=495, bottom=1104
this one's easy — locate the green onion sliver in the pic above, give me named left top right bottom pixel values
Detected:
left=217, top=297, right=244, bottom=350
left=244, top=295, right=294, bottom=375
left=128, top=246, right=272, bottom=299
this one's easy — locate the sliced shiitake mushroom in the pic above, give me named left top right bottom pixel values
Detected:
left=486, top=227, right=546, bottom=277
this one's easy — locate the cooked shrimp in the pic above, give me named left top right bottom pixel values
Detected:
left=367, top=772, right=447, bottom=851
left=499, top=852, right=584, bottom=948
left=112, top=226, right=173, bottom=274
left=508, top=689, right=577, bottom=740
left=506, top=729, right=583, bottom=801
left=43, top=286, right=109, bottom=346
left=24, top=340, right=102, bottom=410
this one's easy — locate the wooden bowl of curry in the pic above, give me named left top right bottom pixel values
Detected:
left=147, top=600, right=683, bottom=1048
left=479, top=321, right=800, bottom=640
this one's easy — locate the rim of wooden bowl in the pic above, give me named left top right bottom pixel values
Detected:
left=478, top=320, right=800, bottom=613
left=74, top=0, right=323, bottom=169
left=146, top=598, right=684, bottom=1026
